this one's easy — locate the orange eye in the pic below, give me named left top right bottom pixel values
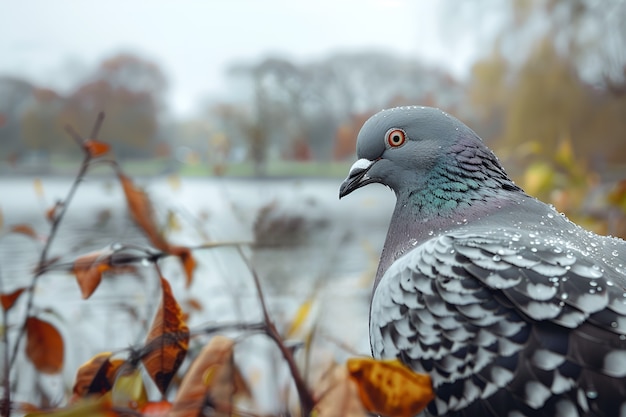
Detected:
left=386, top=128, right=406, bottom=148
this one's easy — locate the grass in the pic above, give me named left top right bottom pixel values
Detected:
left=7, top=156, right=354, bottom=178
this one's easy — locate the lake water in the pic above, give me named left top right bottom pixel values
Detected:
left=0, top=175, right=395, bottom=411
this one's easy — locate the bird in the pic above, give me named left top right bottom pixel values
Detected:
left=339, top=106, right=626, bottom=417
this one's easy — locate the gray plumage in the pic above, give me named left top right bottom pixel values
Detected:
left=339, top=106, right=626, bottom=417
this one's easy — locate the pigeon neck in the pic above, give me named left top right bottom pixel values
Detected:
left=404, top=142, right=522, bottom=218
left=372, top=144, right=524, bottom=292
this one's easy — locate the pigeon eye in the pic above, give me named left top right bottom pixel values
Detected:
left=386, top=129, right=406, bottom=148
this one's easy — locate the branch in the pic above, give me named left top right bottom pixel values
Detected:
left=237, top=246, right=315, bottom=416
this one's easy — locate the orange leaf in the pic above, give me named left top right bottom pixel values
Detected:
left=45, top=202, right=63, bottom=223
left=1, top=287, right=27, bottom=311
left=118, top=174, right=169, bottom=251
left=186, top=297, right=203, bottom=312
left=72, top=352, right=124, bottom=398
left=84, top=139, right=111, bottom=158
left=170, top=336, right=235, bottom=417
left=141, top=276, right=189, bottom=395
left=73, top=249, right=115, bottom=299
left=346, top=358, right=434, bottom=417
left=170, top=246, right=196, bottom=288
left=314, top=363, right=368, bottom=417
left=140, top=400, right=172, bottom=417
left=11, top=224, right=38, bottom=239
left=25, top=316, right=64, bottom=374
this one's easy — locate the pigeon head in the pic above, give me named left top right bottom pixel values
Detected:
left=340, top=106, right=483, bottom=198
left=339, top=106, right=521, bottom=214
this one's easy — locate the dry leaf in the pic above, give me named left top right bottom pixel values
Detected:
left=140, top=400, right=172, bottom=417
left=346, top=358, right=434, bottom=417
left=73, top=249, right=115, bottom=299
left=170, top=336, right=235, bottom=417
left=25, top=317, right=64, bottom=374
left=118, top=174, right=197, bottom=285
left=84, top=139, right=111, bottom=158
left=72, top=352, right=124, bottom=398
left=11, top=224, right=38, bottom=239
left=169, top=246, right=196, bottom=288
left=141, top=276, right=189, bottom=395
left=118, top=174, right=169, bottom=251
left=186, top=298, right=203, bottom=312
left=314, top=364, right=368, bottom=417
left=1, top=287, right=27, bottom=311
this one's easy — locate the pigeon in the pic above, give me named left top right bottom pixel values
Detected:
left=339, top=106, right=626, bottom=417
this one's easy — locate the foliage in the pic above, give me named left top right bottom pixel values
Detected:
left=0, top=114, right=434, bottom=417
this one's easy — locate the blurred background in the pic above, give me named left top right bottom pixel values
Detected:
left=2, top=0, right=626, bottom=411
left=1, top=0, right=624, bottom=177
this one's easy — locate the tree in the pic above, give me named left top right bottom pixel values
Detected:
left=61, top=53, right=168, bottom=158
left=0, top=77, right=35, bottom=155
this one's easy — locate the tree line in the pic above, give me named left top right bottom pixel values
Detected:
left=1, top=0, right=625, bottom=177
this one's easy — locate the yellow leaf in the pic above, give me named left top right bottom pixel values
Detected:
left=166, top=210, right=181, bottom=232
left=33, top=178, right=44, bottom=197
left=112, top=366, right=147, bottom=410
left=286, top=298, right=316, bottom=339
left=555, top=136, right=575, bottom=168
left=346, top=358, right=434, bottom=417
left=522, top=162, right=554, bottom=197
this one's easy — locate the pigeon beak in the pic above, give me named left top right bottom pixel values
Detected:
left=339, top=158, right=376, bottom=198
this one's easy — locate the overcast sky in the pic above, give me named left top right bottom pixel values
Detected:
left=1, top=0, right=479, bottom=117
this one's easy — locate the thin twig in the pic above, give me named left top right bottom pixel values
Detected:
left=236, top=246, right=315, bottom=416
left=8, top=154, right=90, bottom=370
left=8, top=114, right=105, bottom=373
left=89, top=112, right=105, bottom=139
left=35, top=240, right=253, bottom=275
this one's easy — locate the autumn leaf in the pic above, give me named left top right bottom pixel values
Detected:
left=313, top=363, right=368, bottom=417
left=83, top=139, right=111, bottom=158
left=118, top=173, right=169, bottom=251
left=346, top=358, right=434, bottom=417
left=73, top=248, right=115, bottom=299
left=45, top=202, right=63, bottom=223
left=170, top=336, right=235, bottom=417
left=72, top=352, right=124, bottom=398
left=140, top=400, right=172, bottom=417
left=1, top=287, right=27, bottom=311
left=33, top=178, right=44, bottom=197
left=285, top=297, right=316, bottom=339
left=169, top=246, right=196, bottom=288
left=25, top=316, right=64, bottom=374
left=185, top=297, right=203, bottom=312
left=141, top=276, right=189, bottom=395
left=10, top=224, right=38, bottom=239
left=111, top=366, right=147, bottom=410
